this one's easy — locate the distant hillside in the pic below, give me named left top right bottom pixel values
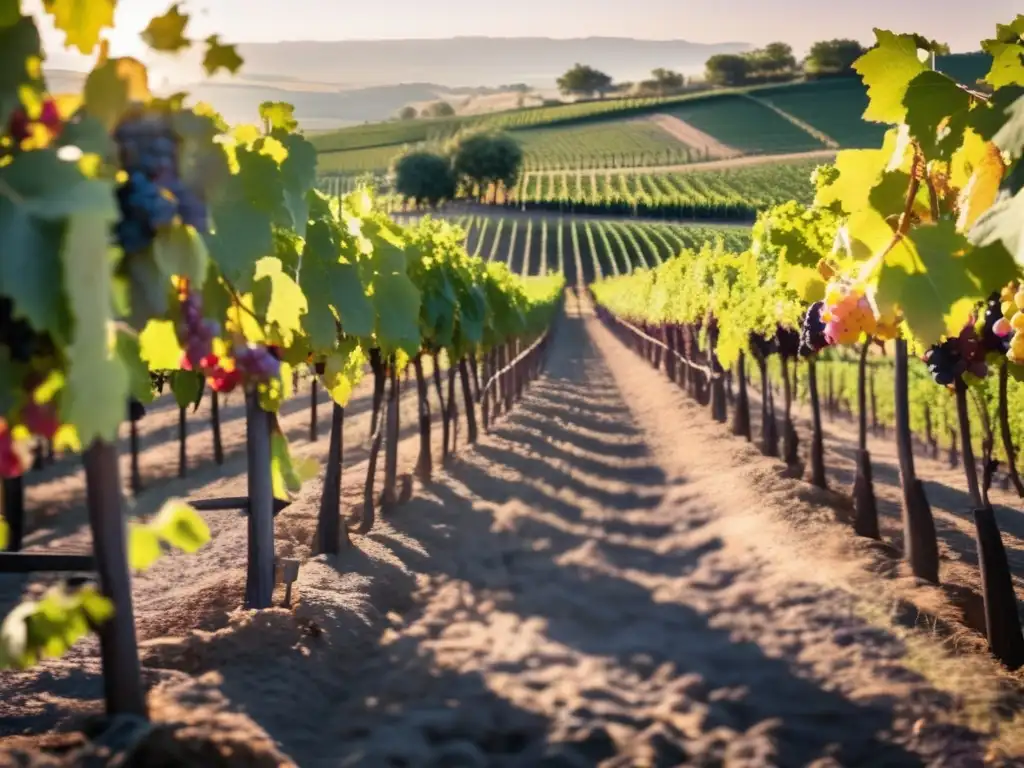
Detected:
left=43, top=36, right=750, bottom=129
left=231, top=37, right=751, bottom=89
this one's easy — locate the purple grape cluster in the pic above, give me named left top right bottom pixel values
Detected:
left=799, top=301, right=830, bottom=358
left=113, top=113, right=208, bottom=254
left=234, top=344, right=282, bottom=384
left=923, top=321, right=987, bottom=387
left=177, top=287, right=220, bottom=372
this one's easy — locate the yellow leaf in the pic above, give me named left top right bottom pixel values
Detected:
left=138, top=319, right=183, bottom=371
left=0, top=517, right=7, bottom=550
left=151, top=500, right=210, bottom=553
left=127, top=524, right=162, bottom=570
left=957, top=143, right=1004, bottom=231
left=203, top=35, right=243, bottom=76
left=140, top=4, right=190, bottom=53
left=43, top=0, right=115, bottom=54
left=83, top=57, right=151, bottom=131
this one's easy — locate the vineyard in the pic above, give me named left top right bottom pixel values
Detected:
left=394, top=212, right=751, bottom=283
left=4, top=3, right=1024, bottom=766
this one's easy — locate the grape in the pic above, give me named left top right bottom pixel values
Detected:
left=176, top=284, right=221, bottom=375
left=822, top=281, right=876, bottom=345
left=924, top=342, right=959, bottom=386
left=112, top=111, right=208, bottom=254
left=749, top=333, right=777, bottom=360
left=21, top=400, right=59, bottom=440
left=925, top=319, right=989, bottom=386
left=776, top=327, right=800, bottom=359
left=234, top=343, right=281, bottom=384
left=981, top=292, right=1011, bottom=355
left=799, top=301, right=830, bottom=357
left=0, top=425, right=25, bottom=479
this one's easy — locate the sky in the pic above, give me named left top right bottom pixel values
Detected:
left=26, top=0, right=1018, bottom=66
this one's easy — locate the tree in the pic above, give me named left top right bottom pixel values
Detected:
left=759, top=42, right=797, bottom=73
left=397, top=105, right=418, bottom=120
left=394, top=152, right=456, bottom=208
left=452, top=132, right=524, bottom=203
left=557, top=63, right=614, bottom=99
left=422, top=101, right=456, bottom=118
left=650, top=68, right=685, bottom=94
left=705, top=54, right=751, bottom=86
left=804, top=39, right=867, bottom=75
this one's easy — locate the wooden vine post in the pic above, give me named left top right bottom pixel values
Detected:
left=382, top=362, right=400, bottom=508
left=806, top=358, right=827, bottom=489
left=177, top=406, right=187, bottom=477
left=2, top=476, right=24, bottom=552
left=459, top=358, right=478, bottom=444
left=953, top=378, right=1024, bottom=669
left=853, top=340, right=880, bottom=539
left=315, top=403, right=347, bottom=555
left=210, top=392, right=224, bottom=465
left=83, top=440, right=147, bottom=717
left=309, top=377, right=319, bottom=443
left=997, top=362, right=1024, bottom=496
left=244, top=391, right=276, bottom=609
left=413, top=355, right=433, bottom=480
left=732, top=352, right=751, bottom=440
left=894, top=339, right=939, bottom=584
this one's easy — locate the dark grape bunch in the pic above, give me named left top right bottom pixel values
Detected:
left=234, top=344, right=282, bottom=385
left=980, top=291, right=1011, bottom=355
left=799, top=301, right=830, bottom=357
left=776, top=326, right=800, bottom=359
left=113, top=111, right=208, bottom=255
left=749, top=332, right=778, bottom=360
left=923, top=321, right=987, bottom=387
left=0, top=297, right=51, bottom=364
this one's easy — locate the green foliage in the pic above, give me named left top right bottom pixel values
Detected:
left=557, top=64, right=614, bottom=98
left=394, top=151, right=456, bottom=207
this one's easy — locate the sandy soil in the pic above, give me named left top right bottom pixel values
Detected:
left=647, top=114, right=742, bottom=160
left=2, top=294, right=1022, bottom=766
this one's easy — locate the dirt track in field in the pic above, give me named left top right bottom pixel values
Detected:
left=1, top=294, right=1022, bottom=766
left=647, top=114, right=742, bottom=160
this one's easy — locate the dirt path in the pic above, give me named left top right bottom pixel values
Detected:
left=525, top=149, right=838, bottom=177
left=647, top=114, right=741, bottom=160
left=2, top=297, right=1020, bottom=765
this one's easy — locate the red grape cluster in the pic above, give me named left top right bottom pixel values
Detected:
left=8, top=97, right=63, bottom=145
left=176, top=282, right=239, bottom=392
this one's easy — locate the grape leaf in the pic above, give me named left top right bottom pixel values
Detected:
left=0, top=16, right=43, bottom=129
left=260, top=102, right=298, bottom=133
left=203, top=35, right=243, bottom=75
left=127, top=524, right=162, bottom=570
left=814, top=148, right=887, bottom=214
left=0, top=204, right=66, bottom=337
left=169, top=370, right=202, bottom=410
left=114, top=325, right=156, bottom=405
left=140, top=4, right=190, bottom=53
left=982, top=40, right=1024, bottom=88
left=370, top=242, right=422, bottom=356
left=61, top=213, right=128, bottom=444
left=0, top=149, right=117, bottom=220
left=83, top=56, right=151, bottom=131
left=854, top=30, right=927, bottom=124
left=902, top=70, right=971, bottom=156
left=252, top=257, right=308, bottom=347
left=969, top=187, right=1024, bottom=265
left=153, top=224, right=208, bottom=287
left=956, top=142, right=1004, bottom=231
left=150, top=500, right=210, bottom=553
left=42, top=0, right=114, bottom=54
left=208, top=200, right=273, bottom=283
left=320, top=339, right=366, bottom=406
left=877, top=221, right=1012, bottom=344
left=991, top=94, right=1024, bottom=163
left=138, top=319, right=182, bottom=372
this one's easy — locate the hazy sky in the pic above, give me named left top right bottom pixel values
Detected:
left=27, top=0, right=1017, bottom=58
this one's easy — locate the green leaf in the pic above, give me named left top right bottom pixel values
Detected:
left=260, top=102, right=299, bottom=133
left=114, top=325, right=156, bottom=404
left=61, top=214, right=128, bottom=444
left=813, top=148, right=887, bottom=214
left=208, top=200, right=273, bottom=283
left=877, top=220, right=1013, bottom=345
left=151, top=499, right=210, bottom=554
left=320, top=339, right=366, bottom=406
left=83, top=56, right=150, bottom=131
left=902, top=70, right=971, bottom=156
left=369, top=242, right=421, bottom=356
left=140, top=3, right=190, bottom=53
left=152, top=224, right=208, bottom=287
left=969, top=187, right=1024, bottom=265
left=0, top=16, right=43, bottom=130
left=982, top=40, right=1024, bottom=89
left=854, top=30, right=927, bottom=124
left=0, top=148, right=118, bottom=220
left=169, top=370, right=202, bottom=409
left=42, top=0, right=114, bottom=54
left=203, top=35, right=243, bottom=75
left=270, top=426, right=305, bottom=499
left=127, top=524, right=162, bottom=570
left=0, top=204, right=66, bottom=338
left=138, top=319, right=182, bottom=371
left=253, top=257, right=308, bottom=346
